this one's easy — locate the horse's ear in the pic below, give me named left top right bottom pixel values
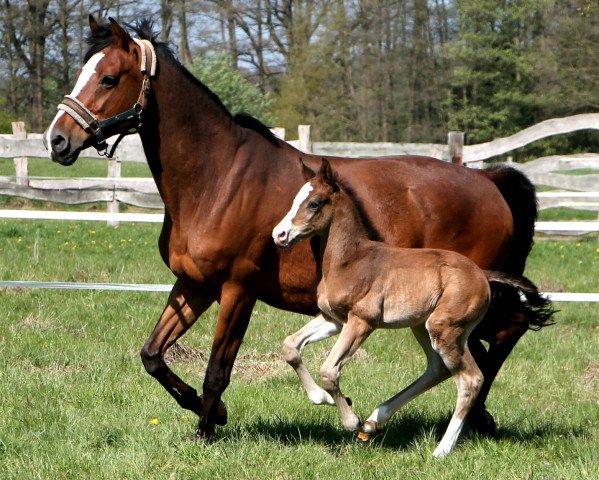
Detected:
left=299, top=159, right=315, bottom=181
left=109, top=17, right=131, bottom=52
left=89, top=14, right=100, bottom=34
left=319, top=159, right=338, bottom=191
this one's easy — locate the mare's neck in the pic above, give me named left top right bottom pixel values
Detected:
left=138, top=58, right=240, bottom=202
left=320, top=190, right=370, bottom=275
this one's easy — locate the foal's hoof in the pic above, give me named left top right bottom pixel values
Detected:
left=467, top=409, right=496, bottom=438
left=357, top=420, right=379, bottom=442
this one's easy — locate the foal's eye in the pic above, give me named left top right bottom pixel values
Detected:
left=307, top=200, right=320, bottom=210
left=100, top=75, right=119, bottom=88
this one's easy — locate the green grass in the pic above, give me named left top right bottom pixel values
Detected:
left=538, top=208, right=598, bottom=221
left=552, top=169, right=598, bottom=176
left=0, top=221, right=598, bottom=479
left=0, top=157, right=153, bottom=178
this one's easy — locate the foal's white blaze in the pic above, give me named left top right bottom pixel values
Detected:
left=272, top=182, right=313, bottom=244
left=44, top=52, right=105, bottom=157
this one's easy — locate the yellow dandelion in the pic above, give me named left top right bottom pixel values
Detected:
left=150, top=418, right=160, bottom=426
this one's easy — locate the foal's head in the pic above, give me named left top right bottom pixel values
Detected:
left=45, top=16, right=154, bottom=165
left=273, top=159, right=339, bottom=248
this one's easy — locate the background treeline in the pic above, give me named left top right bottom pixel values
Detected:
left=1, top=0, right=598, bottom=153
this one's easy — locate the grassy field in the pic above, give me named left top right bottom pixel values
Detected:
left=0, top=217, right=597, bottom=479
left=0, top=157, right=597, bottom=478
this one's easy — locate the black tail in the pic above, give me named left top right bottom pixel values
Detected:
left=482, top=166, right=537, bottom=275
left=485, top=271, right=556, bottom=330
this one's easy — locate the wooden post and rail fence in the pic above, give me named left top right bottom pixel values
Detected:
left=1, top=115, right=598, bottom=301
left=1, top=114, right=599, bottom=233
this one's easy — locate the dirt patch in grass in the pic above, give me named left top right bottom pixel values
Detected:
left=165, top=342, right=287, bottom=382
left=583, top=362, right=599, bottom=386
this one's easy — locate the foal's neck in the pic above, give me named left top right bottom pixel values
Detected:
left=320, top=189, right=370, bottom=272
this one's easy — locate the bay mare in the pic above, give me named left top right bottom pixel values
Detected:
left=44, top=16, right=553, bottom=440
left=272, top=159, right=551, bottom=457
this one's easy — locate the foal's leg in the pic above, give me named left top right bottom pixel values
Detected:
left=319, top=313, right=373, bottom=431
left=467, top=318, right=528, bottom=436
left=427, top=320, right=484, bottom=458
left=360, top=323, right=451, bottom=438
left=283, top=314, right=342, bottom=405
left=140, top=279, right=226, bottom=421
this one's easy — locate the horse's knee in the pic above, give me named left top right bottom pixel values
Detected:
left=282, top=335, right=301, bottom=367
left=140, top=343, right=163, bottom=376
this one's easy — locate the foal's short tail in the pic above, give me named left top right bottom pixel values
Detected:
left=485, top=271, right=556, bottom=330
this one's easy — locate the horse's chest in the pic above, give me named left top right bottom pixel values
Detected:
left=316, top=283, right=349, bottom=323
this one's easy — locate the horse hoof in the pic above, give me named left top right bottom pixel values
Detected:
left=357, top=431, right=371, bottom=442
left=216, top=401, right=228, bottom=426
left=194, top=426, right=214, bottom=441
left=468, top=409, right=496, bottom=438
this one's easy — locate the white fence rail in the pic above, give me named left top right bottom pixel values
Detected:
left=0, top=280, right=596, bottom=303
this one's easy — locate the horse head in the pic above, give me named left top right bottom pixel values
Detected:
left=272, top=159, right=339, bottom=248
left=44, top=15, right=155, bottom=165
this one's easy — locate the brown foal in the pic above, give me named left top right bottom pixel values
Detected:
left=273, top=160, right=548, bottom=457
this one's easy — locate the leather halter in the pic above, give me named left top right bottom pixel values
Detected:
left=57, top=38, right=157, bottom=158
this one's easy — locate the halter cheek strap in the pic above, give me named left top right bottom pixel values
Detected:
left=57, top=38, right=156, bottom=158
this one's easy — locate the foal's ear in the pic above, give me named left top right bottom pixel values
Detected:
left=299, top=159, right=316, bottom=181
left=109, top=17, right=131, bottom=53
left=319, top=159, right=338, bottom=191
left=88, top=14, right=100, bottom=34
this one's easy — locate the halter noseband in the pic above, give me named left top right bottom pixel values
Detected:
left=57, top=38, right=157, bottom=158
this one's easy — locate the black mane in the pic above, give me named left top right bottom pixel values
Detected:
left=85, top=18, right=279, bottom=146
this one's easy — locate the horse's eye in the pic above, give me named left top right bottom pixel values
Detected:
left=100, top=75, right=119, bottom=88
left=307, top=200, right=320, bottom=210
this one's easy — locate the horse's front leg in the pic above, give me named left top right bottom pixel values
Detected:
left=319, top=313, right=373, bottom=432
left=195, top=282, right=256, bottom=440
left=140, top=278, right=226, bottom=422
left=283, top=314, right=342, bottom=406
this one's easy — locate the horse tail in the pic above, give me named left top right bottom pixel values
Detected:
left=482, top=166, right=537, bottom=276
left=485, top=271, right=556, bottom=330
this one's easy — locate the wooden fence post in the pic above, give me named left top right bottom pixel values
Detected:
left=448, top=131, right=464, bottom=165
left=107, top=158, right=121, bottom=226
left=12, top=122, right=29, bottom=186
left=271, top=127, right=285, bottom=140
left=298, top=125, right=312, bottom=153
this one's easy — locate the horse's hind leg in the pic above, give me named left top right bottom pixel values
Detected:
left=428, top=322, right=484, bottom=457
left=467, top=314, right=528, bottom=436
left=283, top=314, right=342, bottom=406
left=140, top=279, right=226, bottom=422
left=360, top=324, right=451, bottom=437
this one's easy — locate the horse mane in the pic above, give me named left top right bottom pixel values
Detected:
left=84, top=18, right=280, bottom=146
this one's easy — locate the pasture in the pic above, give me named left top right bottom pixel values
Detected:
left=0, top=218, right=597, bottom=479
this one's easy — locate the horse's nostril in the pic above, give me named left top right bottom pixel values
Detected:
left=51, top=135, right=69, bottom=155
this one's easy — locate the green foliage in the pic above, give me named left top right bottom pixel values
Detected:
left=188, top=53, right=274, bottom=125
left=444, top=0, right=546, bottom=143
left=0, top=98, right=15, bottom=134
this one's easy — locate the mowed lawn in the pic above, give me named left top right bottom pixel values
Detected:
left=0, top=217, right=597, bottom=479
